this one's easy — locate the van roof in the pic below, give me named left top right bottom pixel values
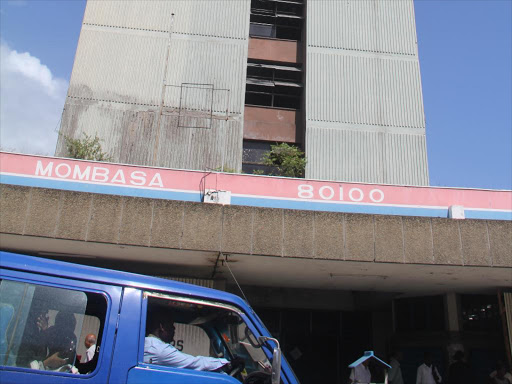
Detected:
left=0, top=251, right=250, bottom=313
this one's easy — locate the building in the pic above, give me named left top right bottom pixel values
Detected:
left=1, top=152, right=511, bottom=383
left=56, top=0, right=429, bottom=185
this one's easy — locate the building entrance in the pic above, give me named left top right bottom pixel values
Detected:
left=256, top=308, right=374, bottom=384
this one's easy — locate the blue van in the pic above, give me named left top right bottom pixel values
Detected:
left=0, top=251, right=299, bottom=384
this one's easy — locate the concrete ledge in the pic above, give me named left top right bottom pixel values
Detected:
left=1, top=185, right=510, bottom=269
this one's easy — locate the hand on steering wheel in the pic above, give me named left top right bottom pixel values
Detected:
left=224, top=356, right=245, bottom=377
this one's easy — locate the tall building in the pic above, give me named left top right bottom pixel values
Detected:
left=56, top=0, right=429, bottom=185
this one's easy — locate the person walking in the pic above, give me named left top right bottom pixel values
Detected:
left=389, top=350, right=404, bottom=384
left=417, top=352, right=442, bottom=384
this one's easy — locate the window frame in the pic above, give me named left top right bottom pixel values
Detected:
left=0, top=269, right=116, bottom=380
left=138, top=291, right=273, bottom=370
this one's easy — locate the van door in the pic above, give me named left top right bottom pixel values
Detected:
left=125, top=292, right=276, bottom=384
left=0, top=268, right=122, bottom=384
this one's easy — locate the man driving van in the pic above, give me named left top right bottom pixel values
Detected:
left=144, top=308, right=243, bottom=372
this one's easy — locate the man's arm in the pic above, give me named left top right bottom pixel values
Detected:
left=156, top=343, right=228, bottom=371
left=416, top=366, right=423, bottom=384
left=388, top=361, right=398, bottom=382
left=433, top=366, right=442, bottom=383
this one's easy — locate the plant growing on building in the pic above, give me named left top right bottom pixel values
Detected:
left=63, top=133, right=112, bottom=162
left=263, top=143, right=306, bottom=178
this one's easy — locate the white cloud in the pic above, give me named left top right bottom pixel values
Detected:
left=0, top=42, right=67, bottom=155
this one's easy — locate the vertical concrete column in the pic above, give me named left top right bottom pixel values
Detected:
left=445, top=292, right=464, bottom=362
left=446, top=292, right=460, bottom=332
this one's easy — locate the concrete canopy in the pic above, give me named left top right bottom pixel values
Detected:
left=1, top=184, right=511, bottom=296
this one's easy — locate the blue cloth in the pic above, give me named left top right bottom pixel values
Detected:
left=144, top=336, right=228, bottom=371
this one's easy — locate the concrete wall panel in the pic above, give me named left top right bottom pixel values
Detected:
left=307, top=0, right=417, bottom=55
left=345, top=214, right=374, bottom=262
left=84, top=0, right=250, bottom=40
left=181, top=204, right=223, bottom=252
left=488, top=221, right=512, bottom=267
left=306, top=53, right=425, bottom=128
left=252, top=208, right=283, bottom=256
left=56, top=191, right=92, bottom=241
left=402, top=217, right=433, bottom=264
left=431, top=219, right=463, bottom=265
left=150, top=200, right=184, bottom=249
left=0, top=185, right=30, bottom=235
left=305, top=127, right=429, bottom=185
left=119, top=197, right=153, bottom=246
left=24, top=189, right=61, bottom=238
left=221, top=206, right=253, bottom=255
left=283, top=210, right=314, bottom=258
left=87, top=194, right=123, bottom=243
left=374, top=216, right=403, bottom=263
left=313, top=212, right=344, bottom=260
left=459, top=220, right=491, bottom=266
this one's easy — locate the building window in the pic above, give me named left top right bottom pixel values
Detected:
left=461, top=294, right=500, bottom=332
left=245, top=60, right=303, bottom=110
left=394, top=296, right=445, bottom=332
left=242, top=140, right=276, bottom=175
left=250, top=0, right=304, bottom=41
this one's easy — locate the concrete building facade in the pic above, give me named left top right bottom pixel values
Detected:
left=56, top=0, right=428, bottom=185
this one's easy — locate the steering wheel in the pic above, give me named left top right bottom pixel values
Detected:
left=244, top=371, right=272, bottom=384
left=228, top=364, right=243, bottom=378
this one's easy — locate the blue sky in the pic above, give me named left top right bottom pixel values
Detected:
left=1, top=0, right=511, bottom=190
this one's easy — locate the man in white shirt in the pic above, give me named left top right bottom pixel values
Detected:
left=389, top=350, right=404, bottom=384
left=417, top=352, right=442, bottom=384
left=350, top=359, right=372, bottom=384
left=84, top=334, right=96, bottom=363
left=143, top=308, right=242, bottom=372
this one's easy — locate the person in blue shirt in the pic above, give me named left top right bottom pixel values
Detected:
left=144, top=308, right=241, bottom=372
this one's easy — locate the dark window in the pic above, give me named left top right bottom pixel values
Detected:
left=395, top=296, right=445, bottom=332
left=250, top=0, right=304, bottom=41
left=245, top=60, right=303, bottom=110
left=242, top=140, right=276, bottom=175
left=461, top=294, right=500, bottom=332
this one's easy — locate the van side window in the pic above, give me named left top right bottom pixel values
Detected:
left=143, top=294, right=273, bottom=382
left=0, top=279, right=107, bottom=375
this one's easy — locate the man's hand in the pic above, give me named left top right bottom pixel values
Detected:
left=36, top=313, right=49, bottom=332
left=221, top=356, right=245, bottom=373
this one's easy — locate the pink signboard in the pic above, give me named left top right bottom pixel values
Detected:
left=1, top=152, right=510, bottom=220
